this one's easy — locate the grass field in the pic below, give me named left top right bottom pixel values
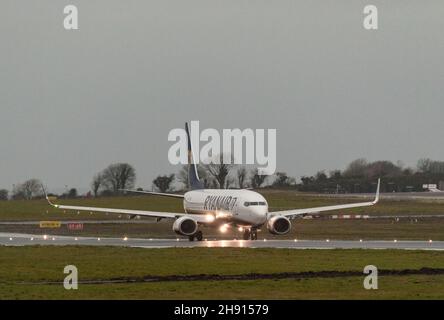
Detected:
left=1, top=190, right=444, bottom=222
left=2, top=218, right=444, bottom=240
left=1, top=190, right=444, bottom=240
left=1, top=246, right=444, bottom=299
left=1, top=190, right=444, bottom=300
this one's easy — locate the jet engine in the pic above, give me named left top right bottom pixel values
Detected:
left=173, top=216, right=198, bottom=236
left=267, top=216, right=291, bottom=235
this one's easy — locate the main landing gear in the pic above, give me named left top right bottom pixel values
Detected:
left=243, top=228, right=258, bottom=240
left=188, top=230, right=203, bottom=242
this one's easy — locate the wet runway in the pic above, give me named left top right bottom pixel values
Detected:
left=0, top=220, right=156, bottom=225
left=1, top=232, right=443, bottom=250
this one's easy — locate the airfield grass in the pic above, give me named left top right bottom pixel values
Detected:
left=1, top=246, right=444, bottom=299
left=2, top=218, right=444, bottom=240
left=1, top=190, right=444, bottom=222
left=3, top=276, right=444, bottom=299
left=1, top=190, right=444, bottom=240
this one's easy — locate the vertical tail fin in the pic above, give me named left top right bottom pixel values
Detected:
left=185, top=122, right=204, bottom=190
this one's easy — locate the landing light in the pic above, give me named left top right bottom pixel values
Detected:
left=216, top=211, right=230, bottom=219
left=429, top=239, right=433, bottom=243
left=219, top=225, right=228, bottom=233
left=123, top=236, right=128, bottom=241
left=205, top=215, right=215, bottom=222
left=238, top=227, right=244, bottom=232
left=43, top=235, right=48, bottom=240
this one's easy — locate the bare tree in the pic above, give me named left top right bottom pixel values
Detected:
left=176, top=165, right=209, bottom=190
left=203, top=154, right=235, bottom=189
left=417, top=158, right=432, bottom=173
left=176, top=165, right=189, bottom=189
left=365, top=161, right=402, bottom=178
left=417, top=158, right=444, bottom=174
left=0, top=189, right=8, bottom=201
left=272, top=172, right=293, bottom=187
left=315, top=171, right=328, bottom=182
left=224, top=176, right=237, bottom=189
left=13, top=179, right=42, bottom=200
left=236, top=167, right=248, bottom=189
left=153, top=174, right=175, bottom=192
left=343, top=158, right=368, bottom=178
left=250, top=168, right=267, bottom=189
left=91, top=173, right=104, bottom=197
left=102, top=163, right=136, bottom=193
left=201, top=175, right=214, bottom=189
left=329, top=170, right=342, bottom=179
left=67, top=188, right=78, bottom=198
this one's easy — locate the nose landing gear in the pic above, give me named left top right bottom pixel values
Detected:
left=188, top=230, right=203, bottom=241
left=243, top=228, right=258, bottom=240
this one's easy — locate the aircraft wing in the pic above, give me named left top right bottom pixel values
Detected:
left=119, top=189, right=184, bottom=198
left=44, top=196, right=212, bottom=224
left=271, top=179, right=380, bottom=218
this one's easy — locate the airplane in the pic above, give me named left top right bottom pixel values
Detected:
left=44, top=122, right=380, bottom=241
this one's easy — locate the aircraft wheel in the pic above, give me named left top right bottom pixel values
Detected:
left=243, top=229, right=250, bottom=240
left=188, top=235, right=195, bottom=242
left=251, top=230, right=258, bottom=240
left=195, top=230, right=203, bottom=241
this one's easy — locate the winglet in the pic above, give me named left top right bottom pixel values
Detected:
left=41, top=184, right=58, bottom=208
left=372, top=178, right=381, bottom=205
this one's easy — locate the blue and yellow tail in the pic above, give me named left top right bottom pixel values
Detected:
left=185, top=122, right=204, bottom=190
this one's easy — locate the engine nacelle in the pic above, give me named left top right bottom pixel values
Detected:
left=267, top=216, right=291, bottom=235
left=173, top=216, right=198, bottom=236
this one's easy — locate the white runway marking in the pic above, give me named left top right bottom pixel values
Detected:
left=1, top=233, right=444, bottom=250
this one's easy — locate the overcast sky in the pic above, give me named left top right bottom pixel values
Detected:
left=1, top=1, right=443, bottom=192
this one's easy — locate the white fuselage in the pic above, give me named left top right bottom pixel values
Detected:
left=183, top=189, right=268, bottom=227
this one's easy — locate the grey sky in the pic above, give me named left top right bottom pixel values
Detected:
left=1, top=1, right=443, bottom=193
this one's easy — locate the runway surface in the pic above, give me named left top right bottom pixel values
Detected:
left=1, top=232, right=442, bottom=250
left=0, top=220, right=156, bottom=225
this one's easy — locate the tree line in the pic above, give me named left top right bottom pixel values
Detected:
left=297, top=158, right=444, bottom=193
left=1, top=157, right=443, bottom=200
left=0, top=163, right=137, bottom=201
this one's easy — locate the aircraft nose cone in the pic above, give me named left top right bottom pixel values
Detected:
left=254, top=207, right=268, bottom=223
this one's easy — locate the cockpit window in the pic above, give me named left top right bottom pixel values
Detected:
left=244, top=201, right=267, bottom=207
